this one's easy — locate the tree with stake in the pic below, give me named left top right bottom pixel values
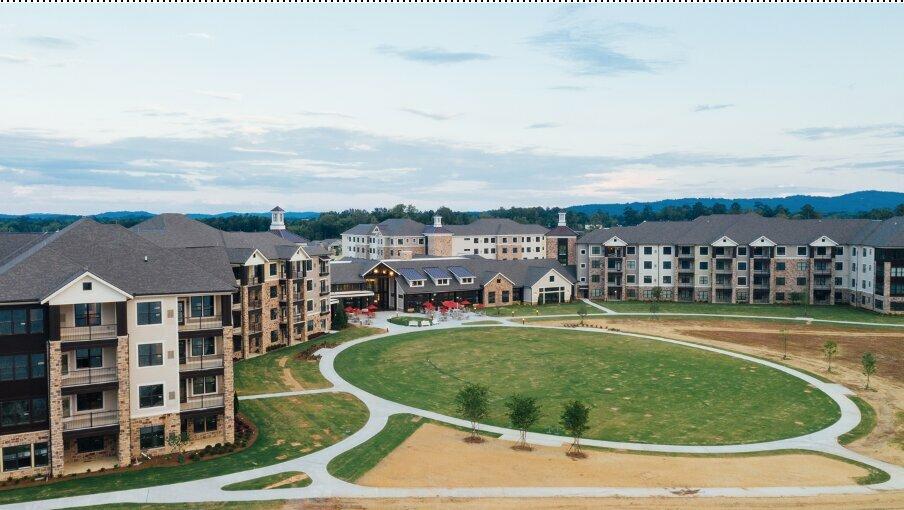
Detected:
left=577, top=302, right=589, bottom=326
left=505, top=394, right=541, bottom=451
left=861, top=352, right=877, bottom=390
left=649, top=286, right=662, bottom=317
left=823, top=340, right=838, bottom=373
left=455, top=383, right=490, bottom=443
left=780, top=329, right=789, bottom=360
left=560, top=400, right=590, bottom=458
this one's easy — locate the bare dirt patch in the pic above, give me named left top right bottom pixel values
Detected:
left=356, top=423, right=868, bottom=488
left=295, top=493, right=904, bottom=510
left=278, top=357, right=304, bottom=391
left=264, top=472, right=310, bottom=489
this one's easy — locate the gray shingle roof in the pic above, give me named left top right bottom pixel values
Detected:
left=577, top=214, right=902, bottom=247
left=0, top=218, right=236, bottom=304
left=270, top=229, right=309, bottom=243
left=375, top=218, right=426, bottom=237
left=445, top=218, right=548, bottom=236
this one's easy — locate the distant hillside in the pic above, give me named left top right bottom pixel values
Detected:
left=568, top=191, right=904, bottom=216
left=0, top=210, right=319, bottom=221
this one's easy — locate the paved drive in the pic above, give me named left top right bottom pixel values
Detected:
left=7, top=309, right=903, bottom=509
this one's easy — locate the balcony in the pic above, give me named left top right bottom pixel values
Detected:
left=714, top=264, right=733, bottom=273
left=181, top=394, right=225, bottom=412
left=247, top=321, right=262, bottom=334
left=63, top=410, right=119, bottom=432
left=606, top=263, right=623, bottom=272
left=813, top=264, right=832, bottom=274
left=61, top=367, right=117, bottom=388
left=248, top=276, right=263, bottom=286
left=178, top=316, right=223, bottom=332
left=813, top=280, right=832, bottom=289
left=60, top=323, right=118, bottom=342
left=179, top=354, right=224, bottom=372
left=247, top=299, right=262, bottom=310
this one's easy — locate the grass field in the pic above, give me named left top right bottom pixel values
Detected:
left=222, top=471, right=310, bottom=490
left=388, top=316, right=432, bottom=327
left=600, top=301, right=904, bottom=324
left=482, top=301, right=599, bottom=317
left=839, top=396, right=878, bottom=445
left=235, top=326, right=382, bottom=395
left=335, top=327, right=841, bottom=445
left=0, top=393, right=368, bottom=505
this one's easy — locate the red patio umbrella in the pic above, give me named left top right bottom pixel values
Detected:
left=460, top=299, right=471, bottom=307
left=423, top=301, right=435, bottom=310
left=344, top=306, right=354, bottom=313
left=367, top=303, right=378, bottom=311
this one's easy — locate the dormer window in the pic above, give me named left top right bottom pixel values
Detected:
left=410, top=280, right=425, bottom=287
left=461, top=277, right=474, bottom=284
left=436, top=278, right=450, bottom=286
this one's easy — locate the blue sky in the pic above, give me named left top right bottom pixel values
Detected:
left=1, top=5, right=902, bottom=214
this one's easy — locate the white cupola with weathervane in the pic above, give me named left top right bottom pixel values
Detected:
left=270, top=206, right=286, bottom=230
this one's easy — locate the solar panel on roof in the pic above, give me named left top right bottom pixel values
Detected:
left=423, top=267, right=451, bottom=280
left=398, top=268, right=425, bottom=282
left=448, top=265, right=475, bottom=280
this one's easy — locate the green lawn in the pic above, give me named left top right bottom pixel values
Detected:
left=482, top=301, right=599, bottom=317
left=0, top=393, right=368, bottom=505
left=235, top=326, right=382, bottom=395
left=839, top=396, right=878, bottom=445
left=388, top=315, right=432, bottom=327
left=222, top=471, right=310, bottom=490
left=462, top=320, right=503, bottom=326
left=601, top=301, right=904, bottom=324
left=335, top=327, right=841, bottom=445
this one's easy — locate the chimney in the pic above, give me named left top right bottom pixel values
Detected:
left=270, top=206, right=285, bottom=231
left=433, top=215, right=443, bottom=228
left=557, top=211, right=567, bottom=227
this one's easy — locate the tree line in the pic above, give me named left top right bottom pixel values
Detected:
left=2, top=201, right=903, bottom=239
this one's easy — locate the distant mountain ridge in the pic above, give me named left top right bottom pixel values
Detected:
left=566, top=191, right=904, bottom=216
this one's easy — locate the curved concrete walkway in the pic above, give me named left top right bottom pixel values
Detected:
left=7, top=311, right=904, bottom=509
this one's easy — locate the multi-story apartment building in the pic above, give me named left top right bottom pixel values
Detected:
left=342, top=214, right=576, bottom=262
left=576, top=214, right=904, bottom=314
left=0, top=219, right=236, bottom=480
left=132, top=210, right=332, bottom=359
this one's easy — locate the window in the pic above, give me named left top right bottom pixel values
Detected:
left=2, top=445, right=30, bottom=472
left=139, top=384, right=164, bottom=408
left=591, top=246, right=601, bottom=255
left=590, top=275, right=600, bottom=283
left=643, top=261, right=653, bottom=269
left=627, top=260, right=636, bottom=270
left=139, top=425, right=165, bottom=449
left=626, top=275, right=636, bottom=284
left=698, top=276, right=709, bottom=285
left=662, top=261, right=672, bottom=270
left=643, top=276, right=653, bottom=284
left=0, top=310, right=25, bottom=336
left=76, top=392, right=103, bottom=412
left=191, top=337, right=216, bottom=357
left=269, top=287, right=277, bottom=298
left=30, top=354, right=45, bottom=379
left=699, top=261, right=709, bottom=270
left=737, top=261, right=747, bottom=271
left=269, top=263, right=277, bottom=276
left=797, top=246, right=807, bottom=256
left=137, top=302, right=162, bottom=325
left=192, top=376, right=217, bottom=395
left=77, top=436, right=105, bottom=453
left=0, top=355, right=28, bottom=381
left=776, top=277, right=786, bottom=285
left=29, top=309, right=43, bottom=334
left=797, top=261, right=807, bottom=271
left=738, top=277, right=747, bottom=286
left=835, top=262, right=843, bottom=271
left=193, top=415, right=218, bottom=433
left=270, top=309, right=277, bottom=320
left=835, top=277, right=843, bottom=286
left=488, top=292, right=496, bottom=304
left=626, top=247, right=636, bottom=255
left=737, top=247, right=747, bottom=256
left=75, top=347, right=102, bottom=369
left=643, top=247, right=653, bottom=255
left=74, top=303, right=102, bottom=327
left=138, top=343, right=163, bottom=367
left=776, top=262, right=786, bottom=271
left=776, top=292, right=786, bottom=301
left=699, top=247, right=709, bottom=256
left=82, top=282, right=92, bottom=291
left=190, top=296, right=214, bottom=317
left=33, top=442, right=47, bottom=467
left=548, top=275, right=555, bottom=282
left=797, top=277, right=807, bottom=286
left=662, top=276, right=672, bottom=284
left=776, top=246, right=786, bottom=256
left=836, top=247, right=844, bottom=256
left=502, top=291, right=510, bottom=303
left=662, top=246, right=672, bottom=255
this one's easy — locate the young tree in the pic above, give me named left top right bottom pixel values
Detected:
left=823, top=340, right=838, bottom=373
left=333, top=306, right=348, bottom=330
left=861, top=352, right=877, bottom=390
left=455, top=383, right=490, bottom=443
left=577, top=302, right=589, bottom=326
left=560, top=400, right=591, bottom=458
left=780, top=329, right=790, bottom=360
left=505, top=394, right=541, bottom=450
left=649, top=286, right=662, bottom=317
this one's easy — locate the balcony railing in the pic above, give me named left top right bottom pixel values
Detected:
left=813, top=265, right=832, bottom=274
left=606, top=263, right=623, bottom=271
left=61, top=366, right=117, bottom=387
left=181, top=394, right=225, bottom=411
left=60, top=323, right=118, bottom=342
left=248, top=276, right=263, bottom=286
left=248, top=299, right=262, bottom=310
left=179, top=316, right=223, bottom=332
left=247, top=322, right=262, bottom=334
left=180, top=354, right=224, bottom=371
left=63, top=410, right=119, bottom=432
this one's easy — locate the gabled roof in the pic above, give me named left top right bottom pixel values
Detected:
left=445, top=218, right=548, bottom=236
left=374, top=218, right=426, bottom=237
left=0, top=218, right=235, bottom=304
left=270, top=229, right=309, bottom=244
left=547, top=225, right=578, bottom=237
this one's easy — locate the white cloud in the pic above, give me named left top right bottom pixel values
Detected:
left=0, top=53, right=32, bottom=64
left=195, top=90, right=242, bottom=101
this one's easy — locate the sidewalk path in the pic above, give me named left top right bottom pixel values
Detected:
left=9, top=311, right=903, bottom=509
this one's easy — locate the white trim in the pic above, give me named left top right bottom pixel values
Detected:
left=810, top=236, right=838, bottom=247
left=137, top=381, right=166, bottom=410
left=603, top=236, right=627, bottom=247
left=749, top=236, right=776, bottom=247
left=486, top=272, right=517, bottom=286
left=135, top=341, right=165, bottom=369
left=242, top=249, right=270, bottom=266
left=711, top=236, right=738, bottom=247
left=41, top=271, right=133, bottom=305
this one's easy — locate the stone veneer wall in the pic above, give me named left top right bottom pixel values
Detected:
left=0, top=430, right=51, bottom=481
left=222, top=325, right=236, bottom=443
left=427, top=234, right=453, bottom=257
left=483, top=277, right=514, bottom=307
left=47, top=341, right=64, bottom=477
left=259, top=281, right=282, bottom=352
left=128, top=413, right=180, bottom=461
left=116, top=335, right=131, bottom=466
left=545, top=237, right=576, bottom=265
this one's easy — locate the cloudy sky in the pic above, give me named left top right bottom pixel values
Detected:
left=1, top=5, right=902, bottom=214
